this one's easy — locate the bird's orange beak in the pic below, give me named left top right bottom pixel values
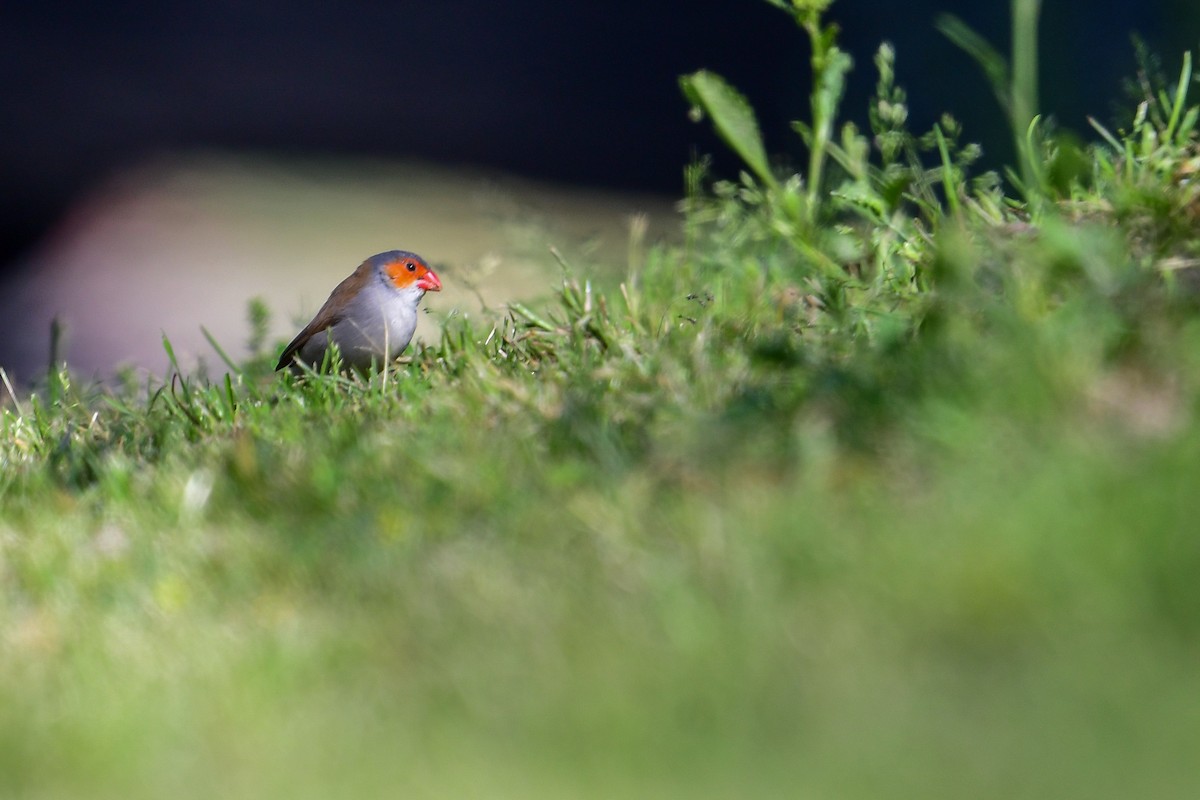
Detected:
left=417, top=270, right=442, bottom=292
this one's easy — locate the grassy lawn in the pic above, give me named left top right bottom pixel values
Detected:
left=3, top=3, right=1200, bottom=797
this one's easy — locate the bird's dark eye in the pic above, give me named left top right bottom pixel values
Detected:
left=406, top=261, right=417, bottom=272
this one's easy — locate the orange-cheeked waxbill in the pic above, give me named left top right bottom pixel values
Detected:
left=276, top=250, right=442, bottom=371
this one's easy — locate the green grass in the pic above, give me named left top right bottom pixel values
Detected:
left=4, top=2, right=1200, bottom=797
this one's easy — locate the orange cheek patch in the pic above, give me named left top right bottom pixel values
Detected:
left=386, top=260, right=419, bottom=288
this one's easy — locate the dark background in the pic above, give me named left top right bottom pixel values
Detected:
left=1, top=1, right=1196, bottom=276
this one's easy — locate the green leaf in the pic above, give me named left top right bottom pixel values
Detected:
left=681, top=70, right=778, bottom=190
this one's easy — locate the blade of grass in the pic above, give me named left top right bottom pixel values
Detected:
left=202, top=326, right=242, bottom=375
left=933, top=123, right=962, bottom=218
left=1012, top=0, right=1042, bottom=189
left=510, top=303, right=556, bottom=332
left=223, top=373, right=237, bottom=419
left=0, top=366, right=24, bottom=417
left=1087, top=116, right=1124, bottom=151
left=935, top=14, right=1011, bottom=116
left=161, top=333, right=193, bottom=404
left=1165, top=50, right=1193, bottom=144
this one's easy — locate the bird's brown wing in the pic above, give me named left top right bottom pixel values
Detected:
left=275, top=264, right=370, bottom=370
left=274, top=303, right=345, bottom=371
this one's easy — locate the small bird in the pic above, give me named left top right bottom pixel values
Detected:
left=276, top=250, right=442, bottom=371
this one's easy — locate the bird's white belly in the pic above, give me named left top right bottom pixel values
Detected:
left=299, top=283, right=418, bottom=369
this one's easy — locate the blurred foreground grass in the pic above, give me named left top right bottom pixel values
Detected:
left=3, top=384, right=1199, bottom=798
left=4, top=3, right=1200, bottom=797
